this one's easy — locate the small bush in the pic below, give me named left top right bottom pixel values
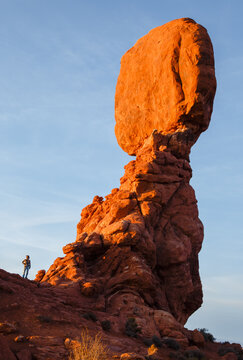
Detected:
left=82, top=312, right=97, bottom=322
left=163, top=338, right=180, bottom=351
left=36, top=315, right=53, bottom=323
left=198, top=328, right=215, bottom=342
left=125, top=317, right=141, bottom=338
left=169, top=354, right=177, bottom=360
left=169, top=352, right=186, bottom=360
left=101, top=320, right=111, bottom=331
left=218, top=346, right=237, bottom=356
left=143, top=338, right=154, bottom=347
left=184, top=349, right=205, bottom=359
left=68, top=329, right=109, bottom=360
left=152, top=335, right=162, bottom=348
left=142, top=335, right=162, bottom=348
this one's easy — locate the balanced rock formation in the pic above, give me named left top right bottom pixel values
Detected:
left=115, top=18, right=216, bottom=155
left=38, top=19, right=217, bottom=345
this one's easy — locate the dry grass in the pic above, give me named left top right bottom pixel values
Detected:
left=68, top=329, right=109, bottom=360
left=147, top=344, right=158, bottom=356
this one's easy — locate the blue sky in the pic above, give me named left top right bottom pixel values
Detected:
left=0, top=0, right=242, bottom=345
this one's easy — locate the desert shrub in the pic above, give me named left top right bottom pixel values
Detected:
left=82, top=312, right=97, bottom=322
left=68, top=329, right=109, bottom=360
left=169, top=353, right=177, bottom=360
left=147, top=344, right=158, bottom=356
left=152, top=335, right=162, bottom=348
left=198, top=328, right=215, bottom=342
left=163, top=338, right=180, bottom=350
left=101, top=320, right=111, bottom=331
left=169, top=352, right=186, bottom=360
left=184, top=349, right=205, bottom=359
left=218, top=346, right=237, bottom=356
left=142, top=335, right=162, bottom=348
left=143, top=337, right=154, bottom=346
left=36, top=315, right=53, bottom=323
left=82, top=313, right=90, bottom=321
left=125, top=317, right=141, bottom=338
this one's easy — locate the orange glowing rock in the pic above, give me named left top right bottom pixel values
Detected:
left=35, top=17, right=216, bottom=343
left=115, top=18, right=216, bottom=155
left=39, top=19, right=217, bottom=326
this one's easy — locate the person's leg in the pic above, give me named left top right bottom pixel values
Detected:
left=25, top=267, right=29, bottom=279
left=23, top=267, right=26, bottom=278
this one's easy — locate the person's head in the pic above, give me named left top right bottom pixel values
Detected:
left=26, top=255, right=30, bottom=259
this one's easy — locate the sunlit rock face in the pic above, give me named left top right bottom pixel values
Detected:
left=41, top=18, right=216, bottom=338
left=115, top=18, right=216, bottom=156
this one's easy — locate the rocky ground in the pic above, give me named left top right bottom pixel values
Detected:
left=0, top=269, right=242, bottom=360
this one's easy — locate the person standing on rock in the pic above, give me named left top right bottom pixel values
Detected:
left=22, top=255, right=31, bottom=279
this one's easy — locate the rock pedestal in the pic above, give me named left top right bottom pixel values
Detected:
left=42, top=129, right=203, bottom=329
left=40, top=16, right=216, bottom=350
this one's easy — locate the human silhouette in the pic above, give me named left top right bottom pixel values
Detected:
left=22, top=255, right=31, bottom=279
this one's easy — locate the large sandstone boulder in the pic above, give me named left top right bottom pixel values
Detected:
left=115, top=18, right=216, bottom=155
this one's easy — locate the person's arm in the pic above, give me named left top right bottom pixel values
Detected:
left=29, top=260, right=31, bottom=268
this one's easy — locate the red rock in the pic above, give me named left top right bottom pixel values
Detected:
left=222, top=354, right=238, bottom=360
left=64, top=338, right=75, bottom=349
left=16, top=349, right=32, bottom=360
left=191, top=329, right=205, bottom=347
left=0, top=334, right=16, bottom=360
left=34, top=269, right=46, bottom=282
left=0, top=322, right=17, bottom=334
left=14, top=335, right=26, bottom=343
left=186, top=345, right=200, bottom=351
left=115, top=18, right=216, bottom=155
left=231, top=343, right=243, bottom=352
left=80, top=281, right=98, bottom=296
left=120, top=353, right=146, bottom=360
left=27, top=335, right=63, bottom=346
left=153, top=310, right=183, bottom=336
left=41, top=21, right=213, bottom=329
left=40, top=129, right=204, bottom=327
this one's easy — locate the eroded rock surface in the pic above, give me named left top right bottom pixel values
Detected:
left=115, top=18, right=216, bottom=155
left=41, top=130, right=203, bottom=327
left=0, top=270, right=242, bottom=360
left=40, top=18, right=215, bottom=333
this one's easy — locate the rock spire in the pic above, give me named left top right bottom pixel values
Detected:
left=39, top=18, right=216, bottom=337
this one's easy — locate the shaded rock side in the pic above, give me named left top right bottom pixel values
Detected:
left=41, top=131, right=203, bottom=325
left=115, top=18, right=216, bottom=155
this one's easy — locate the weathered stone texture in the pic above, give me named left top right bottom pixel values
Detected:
left=115, top=18, right=216, bottom=155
